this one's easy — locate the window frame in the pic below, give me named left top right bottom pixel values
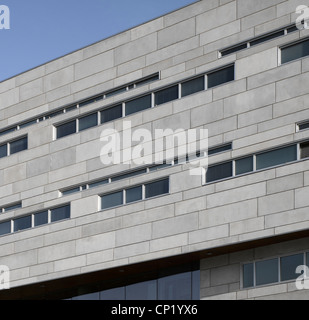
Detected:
left=279, top=37, right=309, bottom=66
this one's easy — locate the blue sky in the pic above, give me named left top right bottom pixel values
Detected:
left=0, top=0, right=197, bottom=82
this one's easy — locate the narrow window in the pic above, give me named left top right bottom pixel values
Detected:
left=51, top=205, right=70, bottom=222
left=79, top=113, right=98, bottom=132
left=34, top=211, right=49, bottom=227
left=250, top=30, right=284, bottom=47
left=62, top=187, right=80, bottom=196
left=56, top=120, right=76, bottom=139
left=4, top=202, right=22, bottom=212
left=280, top=254, right=304, bottom=282
left=181, top=76, right=205, bottom=97
left=10, top=137, right=27, bottom=155
left=0, top=144, right=8, bottom=158
left=221, top=43, right=248, bottom=56
left=243, top=263, right=254, bottom=288
left=125, top=94, right=152, bottom=116
left=14, top=216, right=32, bottom=232
left=111, top=169, right=147, bottom=182
left=298, top=121, right=309, bottom=131
left=145, top=179, right=169, bottom=199
left=236, top=156, right=254, bottom=175
left=255, top=258, right=279, bottom=286
left=88, top=179, right=108, bottom=189
left=207, top=65, right=234, bottom=89
left=101, top=191, right=123, bottom=210
left=206, top=162, right=233, bottom=183
left=300, top=142, right=309, bottom=159
left=0, top=221, right=11, bottom=236
left=281, top=38, right=309, bottom=64
left=125, top=186, right=143, bottom=204
left=155, top=85, right=179, bottom=106
left=101, top=105, right=122, bottom=124
left=208, top=143, right=232, bottom=156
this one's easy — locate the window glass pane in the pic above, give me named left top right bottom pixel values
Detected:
left=192, top=270, right=201, bottom=300
left=101, top=191, right=123, bottom=210
left=145, top=179, right=169, bottom=199
left=221, top=43, right=248, bottom=56
left=125, top=95, right=151, bottom=116
left=299, top=122, right=309, bottom=131
left=236, top=156, right=254, bottom=175
left=34, top=211, right=48, bottom=227
left=62, top=187, right=80, bottom=196
left=126, top=186, right=143, bottom=204
left=208, top=143, right=232, bottom=156
left=136, top=74, right=159, bottom=87
left=10, top=137, right=28, bottom=155
left=301, top=142, right=309, bottom=159
left=206, top=162, right=233, bottom=183
left=0, top=221, right=11, bottom=236
left=51, top=205, right=70, bottom=222
left=101, top=105, right=122, bottom=124
left=281, top=39, right=309, bottom=64
left=0, top=144, right=7, bottom=158
left=126, top=280, right=157, bottom=300
left=111, top=169, right=147, bottom=182
left=208, top=65, right=234, bottom=89
left=4, top=203, right=21, bottom=212
left=155, top=85, right=179, bottom=106
left=280, top=254, right=304, bottom=282
left=57, top=121, right=76, bottom=139
left=250, top=30, right=284, bottom=47
left=255, top=258, right=279, bottom=286
left=88, top=179, right=108, bottom=189
left=243, top=263, right=254, bottom=288
left=256, top=145, right=297, bottom=170
left=158, top=272, right=192, bottom=300
left=181, top=76, right=205, bottom=97
left=72, top=292, right=100, bottom=300
left=105, top=87, right=127, bottom=98
left=14, top=216, right=32, bottom=232
left=100, top=287, right=125, bottom=300
left=79, top=95, right=103, bottom=108
left=306, top=253, right=309, bottom=267
left=79, top=113, right=98, bottom=132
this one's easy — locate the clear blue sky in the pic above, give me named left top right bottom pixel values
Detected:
left=0, top=0, right=197, bottom=82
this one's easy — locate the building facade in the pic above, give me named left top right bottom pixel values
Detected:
left=0, top=0, right=309, bottom=300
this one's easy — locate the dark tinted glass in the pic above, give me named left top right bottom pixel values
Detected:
left=101, top=105, right=122, bottom=124
left=125, top=95, right=152, bottom=116
left=126, top=280, right=157, bottom=300
left=307, top=253, right=309, bottom=267
left=301, top=142, right=309, bottom=159
left=250, top=30, right=284, bottom=47
left=10, top=137, right=28, bottom=155
left=158, top=272, right=192, bottom=300
left=57, top=121, right=76, bottom=139
left=145, top=179, right=169, bottom=199
left=192, top=270, right=201, bottom=300
left=72, top=292, right=100, bottom=300
left=34, top=211, right=49, bottom=227
left=299, top=122, right=309, bottom=131
left=155, top=85, right=179, bottom=106
left=19, top=119, right=37, bottom=129
left=287, top=25, right=299, bottom=34
left=88, top=179, right=108, bottom=189
left=280, top=254, right=304, bottom=282
left=4, top=203, right=22, bottom=212
left=14, top=216, right=31, bottom=232
left=221, top=43, right=248, bottom=56
left=79, top=113, right=98, bottom=131
left=51, top=205, right=70, bottom=222
left=255, top=258, right=279, bottom=286
left=62, top=187, right=80, bottom=196
left=0, top=221, right=11, bottom=236
left=0, top=144, right=7, bottom=158
left=100, top=287, right=126, bottom=300
left=181, top=76, right=205, bottom=97
left=126, top=186, right=143, bottom=204
left=135, top=74, right=159, bottom=87
left=281, top=39, right=309, bottom=64
left=207, top=65, right=234, bottom=89
left=236, top=156, right=254, bottom=175
left=256, top=145, right=297, bottom=170
left=206, top=162, right=233, bottom=183
left=208, top=143, right=232, bottom=156
left=101, top=191, right=123, bottom=210
left=243, top=263, right=254, bottom=288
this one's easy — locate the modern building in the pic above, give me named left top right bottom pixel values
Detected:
left=0, top=0, right=309, bottom=300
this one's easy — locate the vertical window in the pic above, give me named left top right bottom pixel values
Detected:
left=281, top=39, right=309, bottom=64
left=181, top=76, right=205, bottom=97
left=207, top=65, right=234, bottom=89
left=306, top=253, right=309, bottom=267
left=256, top=145, right=297, bottom=170
left=51, top=205, right=70, bottom=222
left=125, top=95, right=152, bottom=116
left=10, top=137, right=28, bottom=155
left=126, top=280, right=157, bottom=300
left=57, top=120, right=76, bottom=139
left=125, top=186, right=143, bottom=204
left=280, top=254, right=304, bottom=282
left=0, top=144, right=7, bottom=158
left=34, top=211, right=49, bottom=227
left=243, top=263, right=254, bottom=289
left=101, top=105, right=122, bottom=124
left=14, top=216, right=32, bottom=232
left=206, top=162, right=233, bottom=183
left=300, top=142, right=309, bottom=159
left=155, top=85, right=179, bottom=106
left=236, top=156, right=254, bottom=175
left=255, top=258, right=279, bottom=286
left=145, top=179, right=169, bottom=199
left=101, top=191, right=123, bottom=210
left=79, top=113, right=98, bottom=132
left=0, top=221, right=11, bottom=236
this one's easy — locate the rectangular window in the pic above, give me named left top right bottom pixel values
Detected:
left=126, top=186, right=143, bottom=204
left=62, top=187, right=80, bottom=196
left=10, top=137, right=28, bottom=155
left=280, top=254, right=304, bottom=282
left=250, top=30, right=284, bottom=47
left=101, top=105, right=122, bottom=124
left=0, top=221, right=11, bottom=236
left=0, top=144, right=7, bottom=159
left=207, top=65, right=234, bottom=89
left=14, top=216, right=32, bottom=232
left=208, top=143, right=232, bottom=156
left=101, top=191, right=123, bottom=210
left=100, top=287, right=126, bottom=301
left=236, top=156, right=254, bottom=175
left=281, top=39, right=309, bottom=64
left=111, top=169, right=147, bottom=182
left=4, top=202, right=22, bottom=212
left=34, top=211, right=49, bottom=227
left=206, top=162, right=233, bottom=183
left=155, top=85, right=179, bottom=106
left=57, top=120, right=76, bottom=139
left=126, top=280, right=157, bottom=300
left=221, top=43, right=248, bottom=56
left=300, top=142, right=309, bottom=159
left=79, top=113, right=98, bottom=132
left=88, top=179, right=108, bottom=189
left=298, top=121, right=309, bottom=131
left=51, top=205, right=70, bottom=222
left=255, top=258, right=279, bottom=286
left=243, top=263, right=254, bottom=289
left=125, top=95, right=152, bottom=116
left=306, top=253, right=309, bottom=267
left=256, top=145, right=297, bottom=170
left=181, top=76, right=205, bottom=97
left=145, top=179, right=169, bottom=199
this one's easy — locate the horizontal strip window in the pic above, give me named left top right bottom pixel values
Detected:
left=101, top=178, right=169, bottom=210
left=220, top=24, right=298, bottom=57
left=0, top=204, right=70, bottom=237
left=1, top=202, right=22, bottom=214
left=243, top=251, right=309, bottom=289
left=0, top=136, right=28, bottom=159
left=0, top=73, right=159, bottom=138
left=298, top=120, right=309, bottom=131
left=206, top=141, right=308, bottom=183
left=55, top=64, right=235, bottom=139
left=281, top=38, right=309, bottom=64
left=208, top=142, right=232, bottom=156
